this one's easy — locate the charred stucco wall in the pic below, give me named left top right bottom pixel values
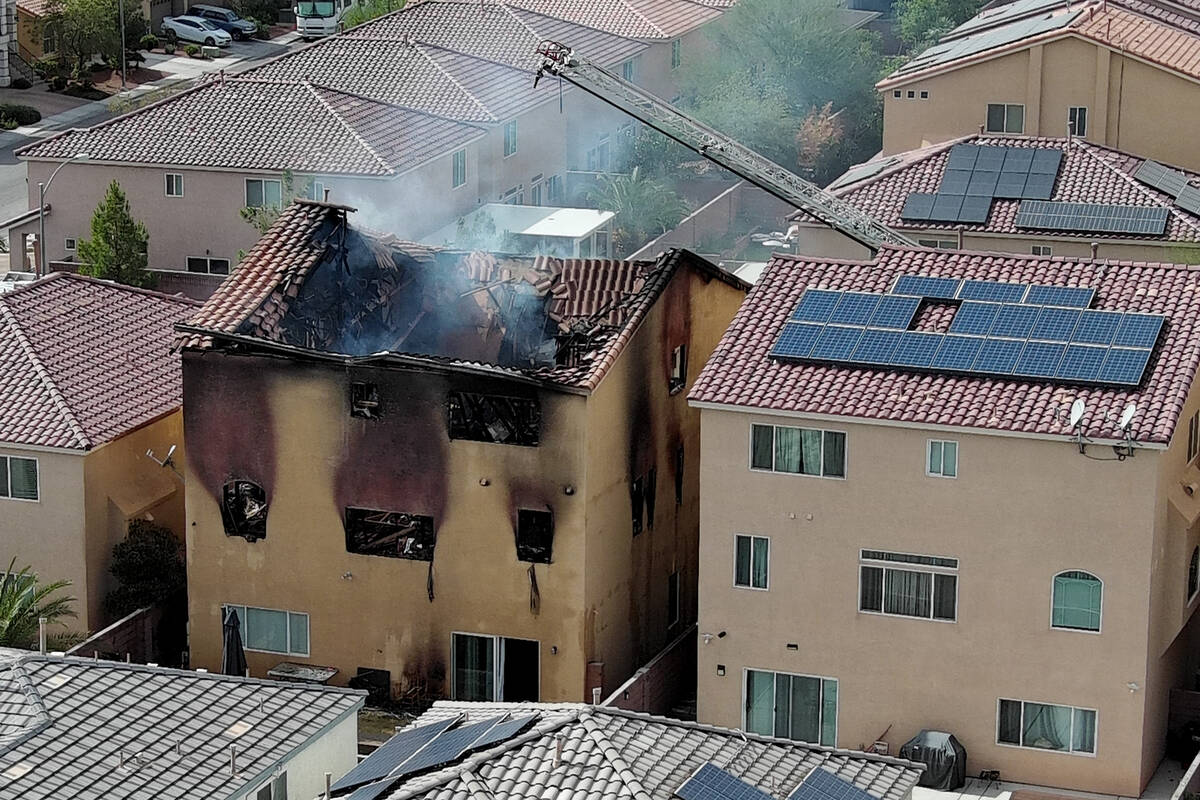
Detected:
left=582, top=265, right=747, bottom=697
left=183, top=350, right=591, bottom=700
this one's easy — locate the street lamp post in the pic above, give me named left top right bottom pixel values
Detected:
left=118, top=0, right=127, bottom=90
left=37, top=152, right=90, bottom=278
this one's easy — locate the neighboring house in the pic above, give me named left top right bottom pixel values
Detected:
left=320, top=700, right=924, bottom=800
left=10, top=0, right=726, bottom=274
left=688, top=244, right=1200, bottom=794
left=794, top=136, right=1200, bottom=261
left=422, top=203, right=615, bottom=258
left=0, top=273, right=197, bottom=633
left=877, top=0, right=1200, bottom=170
left=175, top=200, right=748, bottom=703
left=16, top=0, right=51, bottom=64
left=0, top=651, right=364, bottom=799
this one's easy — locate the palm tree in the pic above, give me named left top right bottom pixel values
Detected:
left=0, top=560, right=76, bottom=649
left=587, top=167, right=690, bottom=256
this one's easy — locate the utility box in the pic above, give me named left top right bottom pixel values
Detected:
left=201, top=45, right=220, bottom=58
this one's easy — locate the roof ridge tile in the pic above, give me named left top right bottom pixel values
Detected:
left=411, top=42, right=499, bottom=121
left=579, top=713, right=656, bottom=800
left=303, top=81, right=397, bottom=174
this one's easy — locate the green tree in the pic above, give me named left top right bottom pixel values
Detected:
left=587, top=166, right=690, bottom=256
left=46, top=0, right=121, bottom=77
left=106, top=521, right=186, bottom=618
left=0, top=560, right=76, bottom=649
left=77, top=180, right=153, bottom=288
left=344, top=0, right=405, bottom=28
left=894, top=0, right=981, bottom=53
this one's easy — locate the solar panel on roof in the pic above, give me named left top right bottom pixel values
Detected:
left=941, top=169, right=971, bottom=194
left=1134, top=159, right=1188, bottom=196
left=331, top=717, right=457, bottom=792
left=1112, top=313, right=1165, bottom=348
left=1015, top=201, right=1169, bottom=235
left=892, top=275, right=962, bottom=298
left=949, top=302, right=999, bottom=335
left=990, top=304, right=1040, bottom=338
left=811, top=325, right=864, bottom=360
left=891, top=331, right=943, bottom=367
left=901, top=193, right=936, bottom=221
left=933, top=334, right=985, bottom=370
left=771, top=322, right=823, bottom=359
left=1072, top=310, right=1121, bottom=345
left=1177, top=184, right=1200, bottom=217
left=973, top=337, right=1024, bottom=373
left=850, top=328, right=903, bottom=362
left=931, top=193, right=965, bottom=221
left=393, top=717, right=503, bottom=777
left=1099, top=347, right=1153, bottom=384
left=946, top=144, right=979, bottom=169
left=1002, top=148, right=1034, bottom=170
left=786, top=767, right=878, bottom=800
left=975, top=146, right=1006, bottom=170
left=790, top=289, right=842, bottom=322
left=994, top=171, right=1027, bottom=198
left=965, top=170, right=999, bottom=197
left=868, top=295, right=920, bottom=329
left=958, top=280, right=1027, bottom=303
left=1021, top=172, right=1056, bottom=200
left=469, top=714, right=538, bottom=752
left=958, top=194, right=992, bottom=223
left=1014, top=340, right=1066, bottom=377
left=829, top=292, right=881, bottom=325
left=1024, top=285, right=1095, bottom=308
left=1029, top=149, right=1063, bottom=175
left=676, top=763, right=775, bottom=800
left=1056, top=344, right=1107, bottom=381
left=1030, top=306, right=1081, bottom=341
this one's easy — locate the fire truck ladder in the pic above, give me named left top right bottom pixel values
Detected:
left=534, top=41, right=913, bottom=253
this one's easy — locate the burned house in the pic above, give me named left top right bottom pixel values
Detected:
left=176, top=200, right=747, bottom=702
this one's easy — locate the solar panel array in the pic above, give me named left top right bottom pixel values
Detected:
left=770, top=278, right=1165, bottom=387
left=674, top=763, right=776, bottom=800
left=1014, top=201, right=1169, bottom=235
left=901, top=145, right=1062, bottom=224
left=786, top=768, right=879, bottom=800
left=1132, top=158, right=1200, bottom=217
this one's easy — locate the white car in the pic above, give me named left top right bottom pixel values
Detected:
left=0, top=272, right=35, bottom=293
left=161, top=15, right=233, bottom=47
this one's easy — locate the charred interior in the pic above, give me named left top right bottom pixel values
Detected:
left=345, top=507, right=437, bottom=561
left=516, top=509, right=554, bottom=563
left=220, top=480, right=268, bottom=542
left=448, top=391, right=541, bottom=446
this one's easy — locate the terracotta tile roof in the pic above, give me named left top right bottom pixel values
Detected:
left=0, top=274, right=199, bottom=450
left=18, top=78, right=486, bottom=174
left=500, top=0, right=723, bottom=38
left=689, top=245, right=1200, bottom=444
left=177, top=201, right=745, bottom=391
left=1073, top=4, right=1200, bottom=77
left=800, top=135, right=1200, bottom=241
left=16, top=0, right=50, bottom=17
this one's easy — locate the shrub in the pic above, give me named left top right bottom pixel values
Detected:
left=232, top=0, right=279, bottom=24
left=139, top=33, right=158, bottom=49
left=163, top=40, right=175, bottom=54
left=31, top=55, right=60, bottom=80
left=10, top=78, right=30, bottom=90
left=0, top=105, right=41, bottom=126
left=183, top=43, right=199, bottom=57
left=49, top=75, right=67, bottom=91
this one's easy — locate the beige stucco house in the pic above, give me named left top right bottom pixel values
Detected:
left=878, top=0, right=1200, bottom=171
left=174, top=201, right=747, bottom=703
left=689, top=244, right=1200, bottom=795
left=0, top=273, right=196, bottom=634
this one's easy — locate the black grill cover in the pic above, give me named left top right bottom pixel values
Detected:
left=899, top=730, right=967, bottom=790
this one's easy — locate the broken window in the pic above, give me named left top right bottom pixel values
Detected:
left=675, top=445, right=684, bottom=506
left=631, top=477, right=644, bottom=536
left=670, top=344, right=688, bottom=393
left=350, top=382, right=380, bottom=419
left=221, top=480, right=268, bottom=542
left=447, top=391, right=540, bottom=446
left=516, top=509, right=553, bottom=563
left=345, top=507, right=436, bottom=561
left=645, top=468, right=657, bottom=530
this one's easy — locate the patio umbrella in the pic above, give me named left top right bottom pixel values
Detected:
left=221, top=607, right=248, bottom=677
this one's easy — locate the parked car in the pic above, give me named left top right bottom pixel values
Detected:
left=0, top=272, right=36, bottom=293
left=161, top=15, right=233, bottom=46
left=187, top=5, right=258, bottom=40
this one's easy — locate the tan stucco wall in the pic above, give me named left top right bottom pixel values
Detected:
left=695, top=407, right=1162, bottom=795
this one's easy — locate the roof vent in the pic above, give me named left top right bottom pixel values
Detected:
left=225, top=720, right=254, bottom=738
left=2, top=763, right=32, bottom=780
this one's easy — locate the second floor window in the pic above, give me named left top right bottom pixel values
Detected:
left=1051, top=570, right=1101, bottom=632
left=452, top=149, right=466, bottom=188
left=245, top=178, right=282, bottom=210
left=504, top=120, right=518, bottom=157
left=860, top=549, right=958, bottom=621
left=1068, top=106, right=1088, bottom=136
left=669, top=344, right=687, bottom=393
left=165, top=173, right=184, bottom=197
left=734, top=534, right=769, bottom=589
left=186, top=256, right=230, bottom=275
left=986, top=103, right=1024, bottom=134
left=0, top=455, right=38, bottom=501
left=927, top=440, right=958, bottom=478
left=750, top=423, right=845, bottom=478
left=1032, top=244, right=1053, bottom=257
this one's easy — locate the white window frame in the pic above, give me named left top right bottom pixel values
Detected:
left=858, top=549, right=958, bottom=623
left=742, top=668, right=838, bottom=747
left=0, top=455, right=39, bottom=502
left=1049, top=570, right=1103, bottom=634
left=1068, top=106, right=1087, bottom=137
left=621, top=57, right=637, bottom=82
left=450, top=631, right=540, bottom=701
left=186, top=256, right=231, bottom=275
left=996, top=698, right=1098, bottom=757
left=1032, top=244, right=1053, bottom=257
left=451, top=149, right=467, bottom=189
left=307, top=180, right=327, bottom=202
left=926, top=439, right=958, bottom=478
left=986, top=103, right=1025, bottom=134
left=916, top=238, right=956, bottom=249
left=733, top=534, right=769, bottom=591
left=63, top=237, right=76, bottom=252
left=748, top=423, right=847, bottom=479
left=165, top=172, right=184, bottom=198
left=503, top=120, right=518, bottom=158
left=222, top=604, right=309, bottom=656
left=244, top=178, right=283, bottom=210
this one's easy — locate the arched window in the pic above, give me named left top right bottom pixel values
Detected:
left=1189, top=548, right=1199, bottom=602
left=1052, top=571, right=1102, bottom=632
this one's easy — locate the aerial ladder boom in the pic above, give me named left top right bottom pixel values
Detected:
left=534, top=41, right=913, bottom=253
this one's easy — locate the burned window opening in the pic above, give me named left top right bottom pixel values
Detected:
left=516, top=509, right=553, bottom=563
left=345, top=507, right=436, bottom=561
left=350, top=382, right=381, bottom=418
left=220, top=480, right=268, bottom=542
left=675, top=445, right=684, bottom=506
left=645, top=468, right=657, bottom=531
left=448, top=391, right=540, bottom=446
left=670, top=344, right=688, bottom=394
left=631, top=477, right=644, bottom=536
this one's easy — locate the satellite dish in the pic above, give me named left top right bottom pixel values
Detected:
left=1069, top=398, right=1086, bottom=428
left=165, top=444, right=177, bottom=462
left=1118, top=401, right=1137, bottom=431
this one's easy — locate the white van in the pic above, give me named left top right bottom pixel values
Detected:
left=294, top=0, right=352, bottom=38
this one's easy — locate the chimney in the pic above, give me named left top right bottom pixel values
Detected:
left=229, top=746, right=237, bottom=776
left=325, top=772, right=333, bottom=798
left=323, top=187, right=331, bottom=202
left=38, top=617, right=46, bottom=654
left=1091, top=241, right=1099, bottom=259
left=591, top=687, right=601, bottom=704
left=955, top=225, right=964, bottom=250
left=553, top=734, right=564, bottom=768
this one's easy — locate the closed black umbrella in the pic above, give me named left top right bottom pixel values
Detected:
left=221, top=607, right=248, bottom=677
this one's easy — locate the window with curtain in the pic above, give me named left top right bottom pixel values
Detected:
left=749, top=424, right=845, bottom=478
left=1051, top=571, right=1101, bottom=631
left=744, top=669, right=837, bottom=746
left=735, top=535, right=769, bottom=589
left=1190, top=548, right=1199, bottom=601
left=860, top=550, right=957, bottom=621
left=997, top=698, right=1095, bottom=754
left=0, top=456, right=39, bottom=501
left=222, top=604, right=308, bottom=655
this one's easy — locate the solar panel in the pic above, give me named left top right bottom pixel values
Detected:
left=933, top=334, right=985, bottom=370
left=868, top=295, right=921, bottom=329
left=1056, top=344, right=1107, bottom=381
left=1015, top=201, right=1169, bottom=235
left=892, top=275, right=962, bottom=299
left=811, top=325, right=864, bottom=360
left=1112, top=313, right=1165, bottom=348
left=930, top=193, right=965, bottom=221
left=468, top=714, right=538, bottom=752
left=958, top=194, right=992, bottom=223
left=965, top=170, right=999, bottom=197
left=770, top=323, right=823, bottom=360
left=948, top=302, right=999, bottom=335
left=1072, top=310, right=1121, bottom=345
left=790, top=290, right=842, bottom=322
left=1177, top=185, right=1200, bottom=217
left=676, top=764, right=775, bottom=800
left=1021, top=172, right=1056, bottom=200
left=393, top=717, right=503, bottom=777
left=1030, top=306, right=1081, bottom=341
left=890, top=331, right=943, bottom=367
left=946, top=144, right=979, bottom=169
left=1024, top=285, right=1095, bottom=308
left=1134, top=159, right=1188, bottom=196
left=958, top=280, right=1027, bottom=303
left=990, top=304, right=1040, bottom=338
left=1014, top=340, right=1066, bottom=378
left=331, top=718, right=458, bottom=792
left=975, top=146, right=1006, bottom=171
left=786, top=767, right=878, bottom=800
left=994, top=171, right=1027, bottom=198
left=901, top=193, right=936, bottom=220
left=940, top=169, right=971, bottom=194
left=829, top=292, right=881, bottom=325
left=850, top=328, right=903, bottom=362
left=1029, top=149, right=1062, bottom=175
left=973, top=337, right=1024, bottom=373
left=1098, top=347, right=1153, bottom=385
